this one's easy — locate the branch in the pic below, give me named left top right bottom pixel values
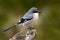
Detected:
left=9, top=27, right=37, bottom=40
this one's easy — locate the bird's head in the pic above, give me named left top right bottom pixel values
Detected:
left=27, top=7, right=41, bottom=14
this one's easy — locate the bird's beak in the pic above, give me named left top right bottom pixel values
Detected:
left=38, top=11, right=41, bottom=13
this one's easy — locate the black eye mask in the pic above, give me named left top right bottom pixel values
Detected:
left=33, top=11, right=38, bottom=13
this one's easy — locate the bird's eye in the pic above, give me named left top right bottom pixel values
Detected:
left=33, top=11, right=38, bottom=13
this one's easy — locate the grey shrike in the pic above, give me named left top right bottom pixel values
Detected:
left=3, top=7, right=41, bottom=32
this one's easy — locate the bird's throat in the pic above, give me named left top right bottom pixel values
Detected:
left=33, top=13, right=39, bottom=19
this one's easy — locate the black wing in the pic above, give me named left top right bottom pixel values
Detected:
left=18, top=17, right=33, bottom=24
left=3, top=17, right=33, bottom=32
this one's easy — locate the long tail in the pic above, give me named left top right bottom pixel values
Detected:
left=3, top=22, right=21, bottom=32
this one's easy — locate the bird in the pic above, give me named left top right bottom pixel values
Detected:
left=3, top=7, right=41, bottom=32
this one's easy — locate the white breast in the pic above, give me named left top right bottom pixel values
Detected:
left=32, top=13, right=39, bottom=26
left=33, top=13, right=39, bottom=20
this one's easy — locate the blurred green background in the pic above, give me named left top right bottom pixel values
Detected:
left=0, top=0, right=60, bottom=40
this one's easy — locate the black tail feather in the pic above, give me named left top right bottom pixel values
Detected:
left=3, top=24, right=17, bottom=32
